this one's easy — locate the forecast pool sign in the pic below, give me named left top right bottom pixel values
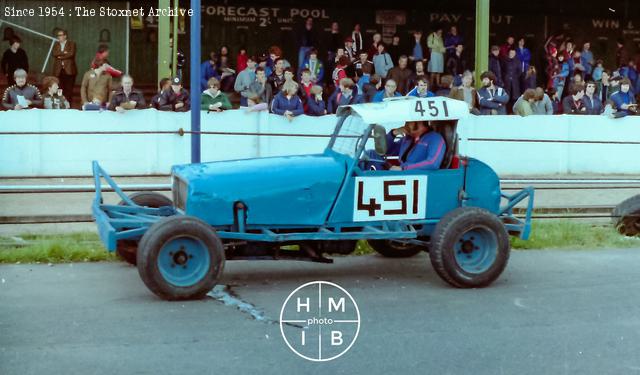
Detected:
left=279, top=281, right=360, bottom=361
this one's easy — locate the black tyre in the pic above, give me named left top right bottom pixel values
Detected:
left=137, top=216, right=225, bottom=301
left=612, top=194, right=640, bottom=236
left=429, top=207, right=510, bottom=288
left=116, top=192, right=173, bottom=265
left=367, top=240, right=424, bottom=258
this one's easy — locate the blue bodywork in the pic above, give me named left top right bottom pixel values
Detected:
left=92, top=114, right=534, bottom=252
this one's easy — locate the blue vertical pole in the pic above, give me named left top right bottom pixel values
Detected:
left=190, top=0, right=201, bottom=163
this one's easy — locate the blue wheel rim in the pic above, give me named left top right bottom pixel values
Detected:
left=157, top=236, right=211, bottom=287
left=453, top=226, right=498, bottom=274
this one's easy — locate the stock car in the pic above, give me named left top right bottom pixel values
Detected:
left=92, top=96, right=534, bottom=300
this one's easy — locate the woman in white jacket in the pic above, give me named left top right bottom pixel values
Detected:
left=372, top=43, right=394, bottom=79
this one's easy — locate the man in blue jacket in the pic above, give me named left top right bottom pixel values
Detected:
left=362, top=121, right=446, bottom=171
left=406, top=77, right=435, bottom=98
left=477, top=71, right=509, bottom=115
left=610, top=78, right=637, bottom=117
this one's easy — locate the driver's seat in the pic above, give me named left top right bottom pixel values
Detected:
left=431, top=121, right=458, bottom=169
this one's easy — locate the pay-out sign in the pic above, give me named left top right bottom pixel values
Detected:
left=280, top=281, right=360, bottom=362
left=353, top=176, right=428, bottom=221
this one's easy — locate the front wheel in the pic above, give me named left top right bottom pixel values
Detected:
left=137, top=216, right=225, bottom=300
left=367, top=240, right=424, bottom=258
left=429, top=207, right=510, bottom=288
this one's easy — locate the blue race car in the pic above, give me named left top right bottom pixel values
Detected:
left=92, top=97, right=534, bottom=300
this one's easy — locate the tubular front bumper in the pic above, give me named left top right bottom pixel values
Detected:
left=499, top=186, right=535, bottom=240
left=92, top=161, right=176, bottom=251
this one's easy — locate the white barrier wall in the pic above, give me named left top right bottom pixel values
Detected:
left=1, top=109, right=639, bottom=176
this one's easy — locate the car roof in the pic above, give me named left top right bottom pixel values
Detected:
left=336, top=96, right=469, bottom=124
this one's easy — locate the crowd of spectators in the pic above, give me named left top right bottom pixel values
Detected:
left=1, top=19, right=639, bottom=118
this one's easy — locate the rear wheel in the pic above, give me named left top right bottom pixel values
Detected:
left=137, top=216, right=225, bottom=300
left=429, top=207, right=510, bottom=288
left=116, top=192, right=172, bottom=265
left=612, top=194, right=640, bottom=236
left=367, top=240, right=423, bottom=258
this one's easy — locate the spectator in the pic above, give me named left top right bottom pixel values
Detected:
left=328, top=22, right=342, bottom=66
left=407, top=77, right=435, bottom=98
left=1, top=69, right=42, bottom=110
left=41, top=76, right=69, bottom=109
left=362, top=74, right=382, bottom=103
left=266, top=45, right=291, bottom=73
left=489, top=46, right=504, bottom=87
left=353, top=50, right=374, bottom=81
left=248, top=67, right=273, bottom=108
left=158, top=76, right=190, bottom=112
left=234, top=55, right=257, bottom=107
left=150, top=78, right=171, bottom=110
left=410, top=60, right=428, bottom=88
left=299, top=48, right=324, bottom=84
left=593, top=60, right=604, bottom=82
left=610, top=77, right=637, bottom=116
left=245, top=95, right=269, bottom=113
left=332, top=55, right=350, bottom=87
left=351, top=24, right=364, bottom=53
left=516, top=37, right=531, bottom=74
left=344, top=37, right=357, bottom=62
left=236, top=47, right=248, bottom=73
left=502, top=49, right=522, bottom=107
left=388, top=34, right=402, bottom=64
left=552, top=53, right=569, bottom=98
left=52, top=29, right=77, bottom=105
left=531, top=87, right=554, bottom=115
left=427, top=27, right=446, bottom=89
left=620, top=60, right=639, bottom=93
left=297, top=17, right=318, bottom=68
left=90, top=44, right=122, bottom=78
left=367, top=33, right=382, bottom=61
left=524, top=66, right=537, bottom=90
left=582, top=81, right=603, bottom=115
left=80, top=63, right=112, bottom=110
left=271, top=81, right=303, bottom=120
left=306, top=85, right=326, bottom=116
left=217, top=45, right=236, bottom=92
left=581, top=42, right=595, bottom=79
left=444, top=25, right=463, bottom=57
left=513, top=88, right=537, bottom=116
left=283, top=67, right=296, bottom=85
left=597, top=70, right=613, bottom=104
left=268, top=58, right=286, bottom=95
left=387, top=55, right=413, bottom=95
left=298, top=69, right=314, bottom=112
left=548, top=87, right=562, bottom=114
left=328, top=78, right=363, bottom=113
left=436, top=75, right=453, bottom=97
left=373, top=79, right=401, bottom=102
left=408, top=30, right=427, bottom=64
left=1, top=36, right=28, bottom=86
left=446, top=44, right=466, bottom=76
left=356, top=64, right=373, bottom=94
left=616, top=38, right=629, bottom=69
left=201, top=52, right=220, bottom=91
left=477, top=71, right=509, bottom=115
left=449, top=72, right=478, bottom=112
left=373, top=43, right=393, bottom=79
left=499, top=36, right=516, bottom=59
left=109, top=74, right=146, bottom=112
left=562, top=83, right=587, bottom=114
left=201, top=77, right=232, bottom=112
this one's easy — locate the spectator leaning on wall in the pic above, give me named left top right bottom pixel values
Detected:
left=233, top=55, right=257, bottom=107
left=109, top=75, right=146, bottom=113
left=80, top=63, right=112, bottom=110
left=41, top=76, right=70, bottom=109
left=150, top=78, right=171, bottom=110
left=1, top=69, right=42, bottom=110
left=158, top=76, right=190, bottom=112
left=271, top=81, right=304, bottom=121
left=202, top=77, right=232, bottom=112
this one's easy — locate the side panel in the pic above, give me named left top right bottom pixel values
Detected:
left=463, top=158, right=502, bottom=214
left=329, top=168, right=464, bottom=224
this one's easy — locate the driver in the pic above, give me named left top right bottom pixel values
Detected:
left=363, top=121, right=446, bottom=171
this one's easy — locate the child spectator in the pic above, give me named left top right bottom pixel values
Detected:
left=306, top=85, right=326, bottom=116
left=41, top=76, right=70, bottom=109
left=299, top=48, right=324, bottom=84
left=151, top=78, right=171, bottom=110
left=271, top=81, right=303, bottom=121
left=298, top=69, right=313, bottom=112
left=109, top=75, right=146, bottom=112
left=332, top=55, right=350, bottom=87
left=201, top=77, right=232, bottom=112
left=592, top=60, right=604, bottom=82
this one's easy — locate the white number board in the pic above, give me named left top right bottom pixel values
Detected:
left=353, top=176, right=428, bottom=222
